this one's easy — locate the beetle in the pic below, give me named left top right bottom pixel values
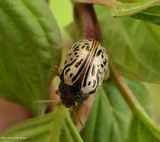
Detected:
left=58, top=39, right=109, bottom=108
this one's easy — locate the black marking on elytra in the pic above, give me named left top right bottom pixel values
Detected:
left=74, top=52, right=78, bottom=55
left=88, top=89, right=96, bottom=94
left=72, top=59, right=87, bottom=82
left=82, top=45, right=85, bottom=49
left=89, top=69, right=100, bottom=94
left=70, top=73, right=73, bottom=77
left=69, top=53, right=72, bottom=56
left=83, top=63, right=91, bottom=88
left=70, top=58, right=73, bottom=61
left=65, top=68, right=71, bottom=75
left=96, top=49, right=102, bottom=56
left=103, top=59, right=107, bottom=65
left=101, top=54, right=104, bottom=58
left=60, top=59, right=77, bottom=81
left=76, top=55, right=79, bottom=58
left=101, top=64, right=104, bottom=68
left=91, top=64, right=95, bottom=76
left=72, top=44, right=77, bottom=49
left=88, top=60, right=101, bottom=94
left=92, top=80, right=96, bottom=88
left=86, top=45, right=90, bottom=51
left=73, top=46, right=79, bottom=52
left=64, top=60, right=67, bottom=64
left=88, top=78, right=97, bottom=94
left=84, top=42, right=89, bottom=45
left=75, top=59, right=83, bottom=68
left=88, top=81, right=91, bottom=86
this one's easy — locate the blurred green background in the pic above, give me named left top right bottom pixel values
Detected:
left=49, top=0, right=160, bottom=124
left=49, top=0, right=72, bottom=30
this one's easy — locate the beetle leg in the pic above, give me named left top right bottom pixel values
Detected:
left=55, top=90, right=61, bottom=96
left=67, top=107, right=73, bottom=112
left=33, top=99, right=56, bottom=104
left=73, top=105, right=83, bottom=127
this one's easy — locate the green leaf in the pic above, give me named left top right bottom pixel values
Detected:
left=72, top=0, right=160, bottom=26
left=112, top=0, right=160, bottom=25
left=0, top=0, right=62, bottom=115
left=95, top=6, right=160, bottom=83
left=128, top=116, right=160, bottom=142
left=81, top=78, right=149, bottom=142
left=132, top=6, right=160, bottom=25
left=0, top=105, right=83, bottom=142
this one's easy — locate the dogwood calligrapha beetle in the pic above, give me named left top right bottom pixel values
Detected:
left=58, top=39, right=109, bottom=108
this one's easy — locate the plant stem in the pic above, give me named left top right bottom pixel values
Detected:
left=110, top=59, right=160, bottom=139
left=74, top=3, right=102, bottom=42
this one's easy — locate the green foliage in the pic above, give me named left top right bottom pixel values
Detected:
left=0, top=0, right=62, bottom=115
left=96, top=6, right=160, bottom=83
left=128, top=116, right=160, bottom=142
left=113, top=0, right=160, bottom=26
left=81, top=79, right=156, bottom=142
left=132, top=6, right=160, bottom=25
left=0, top=105, right=83, bottom=142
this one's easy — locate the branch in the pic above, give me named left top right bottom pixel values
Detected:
left=74, top=3, right=102, bottom=42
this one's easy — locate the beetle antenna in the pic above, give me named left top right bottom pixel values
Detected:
left=76, top=111, right=83, bottom=127
left=70, top=108, right=83, bottom=128
left=33, top=100, right=56, bottom=104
